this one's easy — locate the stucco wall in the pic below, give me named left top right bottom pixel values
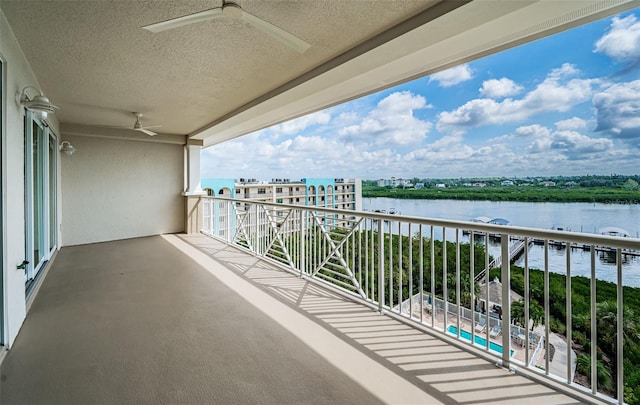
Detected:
left=61, top=134, right=184, bottom=246
left=1, top=9, right=62, bottom=345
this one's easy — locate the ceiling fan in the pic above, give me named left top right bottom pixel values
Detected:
left=112, top=112, right=161, bottom=136
left=142, top=1, right=311, bottom=54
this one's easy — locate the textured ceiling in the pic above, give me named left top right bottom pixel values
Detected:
left=1, top=0, right=437, bottom=136
left=3, top=0, right=639, bottom=145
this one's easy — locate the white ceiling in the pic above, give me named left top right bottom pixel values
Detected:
left=2, top=0, right=639, bottom=147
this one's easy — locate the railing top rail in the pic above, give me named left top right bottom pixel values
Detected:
left=202, top=196, right=640, bottom=250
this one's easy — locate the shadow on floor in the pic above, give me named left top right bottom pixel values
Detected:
left=183, top=234, right=585, bottom=405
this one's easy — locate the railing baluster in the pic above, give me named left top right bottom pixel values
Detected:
left=590, top=245, right=597, bottom=395
left=370, top=222, right=375, bottom=302
left=408, top=223, right=413, bottom=319
left=419, top=224, right=424, bottom=324
left=398, top=221, right=403, bottom=314
left=501, top=233, right=510, bottom=368
left=470, top=231, right=475, bottom=343
left=617, top=248, right=624, bottom=405
left=456, top=229, right=461, bottom=336
left=443, top=227, right=448, bottom=331
left=485, top=232, right=489, bottom=351
left=544, top=240, right=550, bottom=375
left=524, top=236, right=530, bottom=365
left=299, top=210, right=305, bottom=278
left=430, top=226, right=434, bottom=327
left=378, top=218, right=384, bottom=312
left=566, top=240, right=572, bottom=384
left=389, top=220, right=393, bottom=312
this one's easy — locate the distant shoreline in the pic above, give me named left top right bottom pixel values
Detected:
left=362, top=186, right=640, bottom=204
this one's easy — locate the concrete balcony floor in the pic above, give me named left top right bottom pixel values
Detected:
left=0, top=234, right=598, bottom=404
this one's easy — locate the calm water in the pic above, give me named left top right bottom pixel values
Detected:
left=363, top=198, right=640, bottom=287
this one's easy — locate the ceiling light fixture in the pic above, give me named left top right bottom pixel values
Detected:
left=59, top=141, right=76, bottom=156
left=16, top=86, right=59, bottom=119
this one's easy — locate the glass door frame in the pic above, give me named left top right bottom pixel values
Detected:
left=1, top=53, right=6, bottom=344
left=24, top=111, right=57, bottom=293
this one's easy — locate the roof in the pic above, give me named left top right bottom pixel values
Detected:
left=478, top=278, right=522, bottom=306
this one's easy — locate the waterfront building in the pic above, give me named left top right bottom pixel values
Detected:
left=202, top=178, right=362, bottom=212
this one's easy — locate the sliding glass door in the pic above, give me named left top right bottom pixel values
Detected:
left=24, top=112, right=57, bottom=292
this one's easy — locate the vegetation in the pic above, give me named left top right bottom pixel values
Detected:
left=488, top=266, right=640, bottom=402
left=300, top=228, right=488, bottom=308
left=363, top=174, right=640, bottom=204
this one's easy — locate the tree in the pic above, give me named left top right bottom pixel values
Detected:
left=576, top=353, right=613, bottom=392
left=623, top=179, right=639, bottom=191
left=511, top=299, right=544, bottom=328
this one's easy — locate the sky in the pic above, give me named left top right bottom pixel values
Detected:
left=202, top=8, right=640, bottom=180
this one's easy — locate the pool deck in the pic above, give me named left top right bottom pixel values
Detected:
left=405, top=304, right=546, bottom=367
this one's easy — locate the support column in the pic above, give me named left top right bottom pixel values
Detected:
left=183, top=139, right=206, bottom=234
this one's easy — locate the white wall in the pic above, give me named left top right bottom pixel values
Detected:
left=60, top=134, right=184, bottom=246
left=1, top=9, right=61, bottom=345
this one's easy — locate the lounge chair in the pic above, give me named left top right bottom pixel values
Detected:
left=475, top=318, right=486, bottom=332
left=489, top=324, right=501, bottom=338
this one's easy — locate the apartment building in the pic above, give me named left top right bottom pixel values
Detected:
left=202, top=178, right=362, bottom=212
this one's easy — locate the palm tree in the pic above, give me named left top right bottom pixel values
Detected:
left=596, top=301, right=640, bottom=353
left=576, top=353, right=613, bottom=392
left=511, top=299, right=544, bottom=329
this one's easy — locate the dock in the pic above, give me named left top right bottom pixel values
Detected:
left=474, top=236, right=639, bottom=282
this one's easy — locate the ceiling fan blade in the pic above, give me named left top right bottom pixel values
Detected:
left=240, top=10, right=310, bottom=54
left=141, top=125, right=162, bottom=129
left=136, top=128, right=158, bottom=136
left=143, top=8, right=223, bottom=33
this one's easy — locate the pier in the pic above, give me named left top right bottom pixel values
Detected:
left=475, top=238, right=534, bottom=282
left=474, top=236, right=640, bottom=282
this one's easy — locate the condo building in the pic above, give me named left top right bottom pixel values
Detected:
left=201, top=178, right=362, bottom=212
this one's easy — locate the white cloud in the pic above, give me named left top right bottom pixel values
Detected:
left=274, top=111, right=331, bottom=135
left=555, top=117, right=587, bottom=131
left=479, top=78, right=523, bottom=98
left=339, top=91, right=432, bottom=146
left=437, top=64, right=595, bottom=132
left=525, top=127, right=613, bottom=160
left=593, top=79, right=640, bottom=139
left=515, top=124, right=552, bottom=138
left=429, top=64, right=473, bottom=87
left=594, top=14, right=640, bottom=62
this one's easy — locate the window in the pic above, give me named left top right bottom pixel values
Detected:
left=276, top=187, right=282, bottom=193
left=258, top=188, right=266, bottom=194
left=276, top=198, right=283, bottom=203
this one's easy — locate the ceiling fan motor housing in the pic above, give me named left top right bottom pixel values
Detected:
left=222, top=2, right=243, bottom=19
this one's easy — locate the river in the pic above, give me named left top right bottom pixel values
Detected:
left=363, top=198, right=640, bottom=287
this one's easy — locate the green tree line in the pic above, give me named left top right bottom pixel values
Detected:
left=363, top=185, right=640, bottom=204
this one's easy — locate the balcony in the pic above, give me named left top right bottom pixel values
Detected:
left=1, top=232, right=605, bottom=404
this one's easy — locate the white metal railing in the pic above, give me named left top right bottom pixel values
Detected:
left=201, top=196, right=640, bottom=404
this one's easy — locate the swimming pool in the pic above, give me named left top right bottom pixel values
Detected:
left=447, top=325, right=514, bottom=356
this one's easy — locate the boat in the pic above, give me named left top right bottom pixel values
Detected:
left=599, top=227, right=630, bottom=238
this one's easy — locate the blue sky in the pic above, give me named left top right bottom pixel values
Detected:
left=202, top=9, right=640, bottom=180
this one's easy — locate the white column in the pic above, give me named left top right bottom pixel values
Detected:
left=183, top=139, right=206, bottom=234
left=183, top=139, right=205, bottom=196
